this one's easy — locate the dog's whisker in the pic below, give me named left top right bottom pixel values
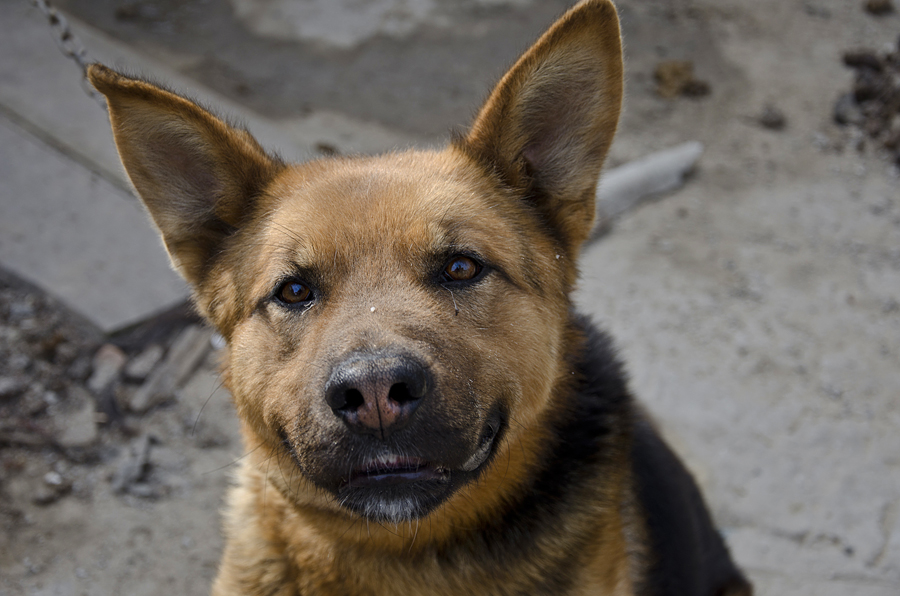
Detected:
left=200, top=442, right=264, bottom=476
left=407, top=516, right=420, bottom=554
left=446, top=288, right=460, bottom=316
left=263, top=447, right=278, bottom=508
left=191, top=376, right=227, bottom=437
left=240, top=242, right=301, bottom=252
left=374, top=519, right=402, bottom=538
left=501, top=435, right=513, bottom=488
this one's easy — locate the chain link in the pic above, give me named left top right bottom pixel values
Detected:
left=28, top=0, right=107, bottom=110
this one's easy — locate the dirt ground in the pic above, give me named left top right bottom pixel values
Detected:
left=1, top=0, right=899, bottom=594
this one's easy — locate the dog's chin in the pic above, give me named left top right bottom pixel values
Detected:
left=334, top=424, right=501, bottom=524
left=337, top=465, right=452, bottom=524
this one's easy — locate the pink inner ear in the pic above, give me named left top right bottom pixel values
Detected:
left=519, top=107, right=576, bottom=189
left=521, top=130, right=563, bottom=176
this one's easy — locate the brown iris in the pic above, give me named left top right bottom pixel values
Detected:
left=443, top=256, right=481, bottom=282
left=278, top=280, right=312, bottom=304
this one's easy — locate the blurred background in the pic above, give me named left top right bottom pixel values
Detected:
left=1, top=0, right=899, bottom=594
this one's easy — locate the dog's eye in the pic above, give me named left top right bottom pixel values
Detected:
left=275, top=280, right=313, bottom=305
left=442, top=256, right=482, bottom=282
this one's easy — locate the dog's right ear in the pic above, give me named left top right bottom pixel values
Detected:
left=88, top=65, right=282, bottom=286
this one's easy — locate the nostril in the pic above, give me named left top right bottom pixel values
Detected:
left=341, top=388, right=365, bottom=412
left=388, top=382, right=416, bottom=405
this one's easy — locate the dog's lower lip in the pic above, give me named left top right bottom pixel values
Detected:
left=347, top=457, right=448, bottom=488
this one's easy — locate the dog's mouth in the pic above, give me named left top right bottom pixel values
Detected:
left=346, top=456, right=449, bottom=489
left=341, top=417, right=500, bottom=489
left=330, top=419, right=502, bottom=523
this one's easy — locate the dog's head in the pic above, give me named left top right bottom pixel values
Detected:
left=89, top=0, right=622, bottom=527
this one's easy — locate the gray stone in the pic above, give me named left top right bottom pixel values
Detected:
left=167, top=327, right=213, bottom=388
left=128, top=326, right=212, bottom=413
left=834, top=93, right=864, bottom=126
left=0, top=376, right=27, bottom=400
left=8, top=353, right=31, bottom=372
left=66, top=356, right=92, bottom=382
left=593, top=142, right=704, bottom=234
left=56, top=387, right=98, bottom=448
left=127, top=365, right=173, bottom=414
left=864, top=0, right=895, bottom=16
left=8, top=299, right=36, bottom=321
left=43, top=471, right=64, bottom=486
left=110, top=434, right=153, bottom=495
left=758, top=105, right=787, bottom=130
left=32, top=471, right=72, bottom=506
left=0, top=1, right=361, bottom=172
left=87, top=343, right=127, bottom=394
left=124, top=344, right=165, bottom=383
left=43, top=391, right=60, bottom=406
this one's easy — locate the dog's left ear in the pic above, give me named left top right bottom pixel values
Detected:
left=463, top=0, right=623, bottom=253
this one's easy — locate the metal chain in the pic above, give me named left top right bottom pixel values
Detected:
left=28, top=0, right=107, bottom=110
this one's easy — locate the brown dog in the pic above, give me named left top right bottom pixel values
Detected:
left=88, top=1, right=751, bottom=594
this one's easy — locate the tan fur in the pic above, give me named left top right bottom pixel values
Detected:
left=86, top=1, right=748, bottom=594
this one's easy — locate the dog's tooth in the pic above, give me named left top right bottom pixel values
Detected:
left=378, top=454, right=398, bottom=466
left=365, top=453, right=403, bottom=469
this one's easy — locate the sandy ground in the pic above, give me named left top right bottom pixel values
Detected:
left=1, top=0, right=899, bottom=594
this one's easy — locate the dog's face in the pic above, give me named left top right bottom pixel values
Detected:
left=89, top=0, right=622, bottom=525
left=224, top=152, right=569, bottom=521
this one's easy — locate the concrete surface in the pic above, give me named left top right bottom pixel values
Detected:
left=52, top=0, right=578, bottom=140
left=0, top=115, right=186, bottom=333
left=1, top=0, right=899, bottom=594
left=0, top=0, right=186, bottom=332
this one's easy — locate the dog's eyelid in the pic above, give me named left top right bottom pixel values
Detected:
left=437, top=245, right=488, bottom=265
left=271, top=263, right=319, bottom=288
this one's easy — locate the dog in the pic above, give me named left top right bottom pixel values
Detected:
left=87, top=1, right=751, bottom=593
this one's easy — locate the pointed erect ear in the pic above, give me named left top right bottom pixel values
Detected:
left=87, top=64, right=283, bottom=286
left=462, top=0, right=623, bottom=253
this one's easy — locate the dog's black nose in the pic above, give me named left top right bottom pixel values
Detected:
left=325, top=353, right=429, bottom=440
